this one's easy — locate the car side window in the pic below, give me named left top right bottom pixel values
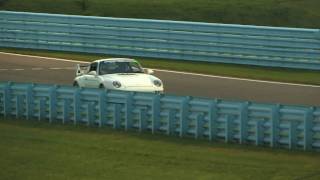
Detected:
left=89, top=62, right=98, bottom=72
left=129, top=62, right=143, bottom=73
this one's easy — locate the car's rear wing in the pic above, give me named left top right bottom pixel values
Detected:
left=76, top=64, right=89, bottom=76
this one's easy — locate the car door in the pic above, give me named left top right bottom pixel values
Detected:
left=85, top=62, right=100, bottom=88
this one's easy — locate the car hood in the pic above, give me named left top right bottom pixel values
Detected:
left=100, top=73, right=159, bottom=87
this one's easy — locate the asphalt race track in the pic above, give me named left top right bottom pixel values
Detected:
left=0, top=52, right=319, bottom=106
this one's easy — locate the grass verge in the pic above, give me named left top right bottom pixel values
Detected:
left=1, top=0, right=320, bottom=28
left=1, top=48, right=320, bottom=85
left=1, top=118, right=320, bottom=180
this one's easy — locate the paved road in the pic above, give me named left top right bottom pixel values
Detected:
left=0, top=52, right=319, bottom=106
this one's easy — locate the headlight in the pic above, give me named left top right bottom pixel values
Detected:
left=153, top=80, right=162, bottom=87
left=112, top=81, right=121, bottom=88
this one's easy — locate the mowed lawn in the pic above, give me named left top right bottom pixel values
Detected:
left=1, top=0, right=320, bottom=28
left=1, top=118, right=320, bottom=180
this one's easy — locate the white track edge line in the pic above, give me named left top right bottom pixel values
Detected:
left=155, top=69, right=320, bottom=88
left=1, top=51, right=319, bottom=88
left=0, top=52, right=86, bottom=64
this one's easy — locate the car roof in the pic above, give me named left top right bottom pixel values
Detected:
left=93, top=58, right=136, bottom=63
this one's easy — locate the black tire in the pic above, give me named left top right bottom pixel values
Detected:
left=154, top=91, right=164, bottom=95
left=73, top=81, right=79, bottom=87
left=99, top=84, right=105, bottom=89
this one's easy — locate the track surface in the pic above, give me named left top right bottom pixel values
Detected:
left=0, top=52, right=319, bottom=106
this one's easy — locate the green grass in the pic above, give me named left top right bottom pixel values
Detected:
left=1, top=48, right=320, bottom=85
left=1, top=118, right=320, bottom=180
left=1, top=0, right=320, bottom=28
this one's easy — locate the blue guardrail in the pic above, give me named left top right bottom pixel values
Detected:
left=0, top=11, right=319, bottom=70
left=0, top=82, right=319, bottom=151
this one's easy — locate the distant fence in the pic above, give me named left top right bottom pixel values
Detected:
left=0, top=81, right=319, bottom=151
left=0, top=11, right=320, bottom=70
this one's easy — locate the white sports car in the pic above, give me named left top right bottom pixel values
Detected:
left=73, top=58, right=164, bottom=93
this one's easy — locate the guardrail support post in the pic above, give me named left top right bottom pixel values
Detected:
left=73, top=88, right=81, bottom=125
left=87, top=102, right=94, bottom=126
left=38, top=99, right=46, bottom=121
left=289, top=121, right=298, bottom=150
left=270, top=104, right=280, bottom=148
left=125, top=92, right=134, bottom=131
left=113, top=104, right=121, bottom=129
left=63, top=99, right=70, bottom=124
left=26, top=84, right=34, bottom=120
left=255, top=120, right=264, bottom=146
left=195, top=114, right=204, bottom=139
left=152, top=94, right=161, bottom=134
left=98, top=91, right=107, bottom=127
left=225, top=115, right=233, bottom=143
left=208, top=99, right=218, bottom=141
left=15, top=95, right=23, bottom=119
left=167, top=109, right=176, bottom=135
left=179, top=96, right=190, bottom=137
left=139, top=108, right=147, bottom=132
left=239, top=102, right=249, bottom=144
left=303, top=107, right=314, bottom=151
left=49, top=85, right=57, bottom=123
left=4, top=82, right=11, bottom=118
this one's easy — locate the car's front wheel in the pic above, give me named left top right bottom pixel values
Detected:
left=99, top=84, right=105, bottom=89
left=73, top=81, right=79, bottom=87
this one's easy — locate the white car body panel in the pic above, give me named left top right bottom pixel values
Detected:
left=74, top=58, right=164, bottom=93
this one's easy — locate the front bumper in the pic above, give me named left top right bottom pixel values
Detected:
left=117, top=86, right=164, bottom=93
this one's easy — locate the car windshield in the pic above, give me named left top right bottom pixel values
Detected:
left=99, top=61, right=144, bottom=75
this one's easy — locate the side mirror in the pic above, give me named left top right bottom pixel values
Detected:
left=88, top=71, right=97, bottom=76
left=145, top=68, right=154, bottom=75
